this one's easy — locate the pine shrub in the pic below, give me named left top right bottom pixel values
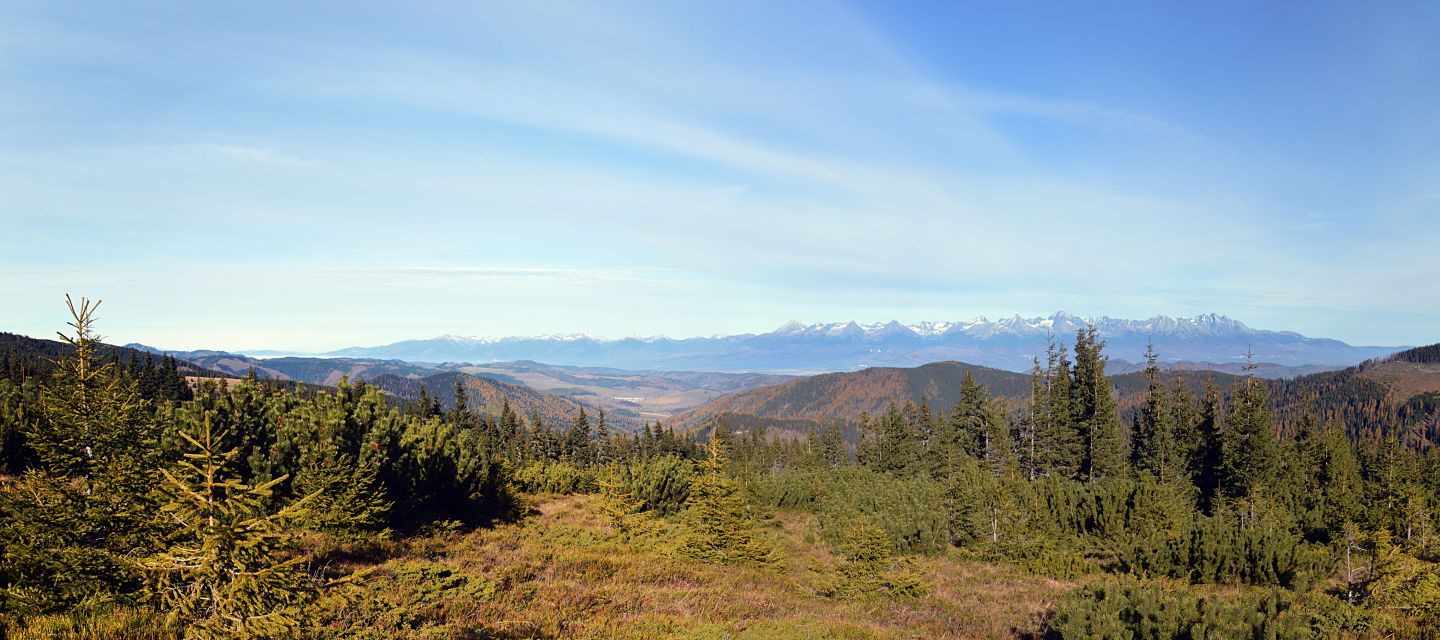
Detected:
left=1117, top=505, right=1333, bottom=590
left=815, top=467, right=949, bottom=555
left=1049, top=580, right=1335, bottom=639
left=513, top=460, right=598, bottom=495
left=614, top=454, right=694, bottom=515
left=749, top=468, right=827, bottom=510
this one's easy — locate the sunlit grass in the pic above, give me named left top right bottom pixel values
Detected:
left=315, top=493, right=1069, bottom=639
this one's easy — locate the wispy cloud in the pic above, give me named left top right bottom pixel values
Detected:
left=1, top=1, right=1437, bottom=347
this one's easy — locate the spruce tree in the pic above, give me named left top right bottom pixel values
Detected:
left=449, top=378, right=468, bottom=424
left=947, top=372, right=988, bottom=462
left=0, top=296, right=162, bottom=612
left=31, top=296, right=161, bottom=494
left=820, top=422, right=846, bottom=469
left=821, top=520, right=926, bottom=600
left=1044, top=341, right=1081, bottom=478
left=498, top=398, right=520, bottom=458
left=1315, top=420, right=1363, bottom=538
left=416, top=385, right=431, bottom=418
left=1021, top=356, right=1044, bottom=480
left=879, top=401, right=918, bottom=473
left=916, top=397, right=940, bottom=476
left=1220, top=362, right=1278, bottom=500
left=980, top=395, right=1016, bottom=477
left=856, top=411, right=879, bottom=468
left=680, top=437, right=776, bottom=566
left=594, top=408, right=610, bottom=465
left=1072, top=326, right=1123, bottom=481
left=566, top=407, right=592, bottom=464
left=597, top=473, right=659, bottom=542
left=1191, top=378, right=1225, bottom=513
left=1133, top=345, right=1180, bottom=483
left=141, top=414, right=353, bottom=639
left=1168, top=373, right=1200, bottom=481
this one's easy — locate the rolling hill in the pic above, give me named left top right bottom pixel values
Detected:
left=676, top=344, right=1440, bottom=447
left=124, top=347, right=789, bottom=429
left=3, top=332, right=228, bottom=379
left=1269, top=343, right=1440, bottom=446
left=672, top=360, right=1240, bottom=439
left=364, top=371, right=592, bottom=429
left=672, top=361, right=1035, bottom=432
left=123, top=347, right=437, bottom=384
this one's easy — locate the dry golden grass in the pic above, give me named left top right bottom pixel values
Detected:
left=320, top=493, right=1071, bottom=639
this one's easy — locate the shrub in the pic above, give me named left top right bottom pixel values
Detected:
left=512, top=460, right=598, bottom=495
left=814, top=467, right=949, bottom=555
left=820, top=521, right=928, bottom=600
left=614, top=454, right=694, bottom=516
left=1048, top=580, right=1334, bottom=639
left=749, top=468, right=827, bottom=511
left=1117, top=506, right=1333, bottom=590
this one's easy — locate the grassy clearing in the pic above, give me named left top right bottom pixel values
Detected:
left=318, top=493, right=1070, bottom=639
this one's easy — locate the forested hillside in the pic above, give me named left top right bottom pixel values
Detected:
left=674, top=360, right=1035, bottom=435
left=366, top=371, right=602, bottom=430
left=1, top=331, right=226, bottom=404
left=2, top=332, right=225, bottom=381
left=3, top=304, right=1439, bottom=638
left=159, top=351, right=435, bottom=386
left=679, top=339, right=1440, bottom=451
left=1269, top=344, right=1440, bottom=446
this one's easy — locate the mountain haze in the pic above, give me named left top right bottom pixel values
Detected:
left=315, top=313, right=1400, bottom=374
left=122, top=345, right=789, bottom=428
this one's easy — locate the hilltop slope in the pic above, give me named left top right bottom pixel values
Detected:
left=677, top=344, right=1440, bottom=446
left=3, top=332, right=228, bottom=379
left=673, top=359, right=1239, bottom=438
left=673, top=361, right=1035, bottom=431
left=364, top=371, right=595, bottom=428
left=1270, top=343, right=1440, bottom=444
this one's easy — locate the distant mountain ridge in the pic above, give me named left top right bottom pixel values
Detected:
left=310, top=312, right=1401, bottom=374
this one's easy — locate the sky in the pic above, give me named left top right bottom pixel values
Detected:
left=2, top=1, right=1438, bottom=351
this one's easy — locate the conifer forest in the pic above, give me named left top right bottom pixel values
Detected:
left=3, top=298, right=1440, bottom=638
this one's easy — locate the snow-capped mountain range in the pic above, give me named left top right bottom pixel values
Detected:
left=761, top=312, right=1258, bottom=340
left=298, top=313, right=1402, bottom=375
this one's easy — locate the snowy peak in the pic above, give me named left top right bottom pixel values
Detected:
left=316, top=312, right=1399, bottom=374
left=438, top=313, right=1267, bottom=345
left=748, top=313, right=1264, bottom=341
left=434, top=334, right=496, bottom=344
left=773, top=320, right=808, bottom=334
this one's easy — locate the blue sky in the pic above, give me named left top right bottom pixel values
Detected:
left=2, top=1, right=1438, bottom=350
